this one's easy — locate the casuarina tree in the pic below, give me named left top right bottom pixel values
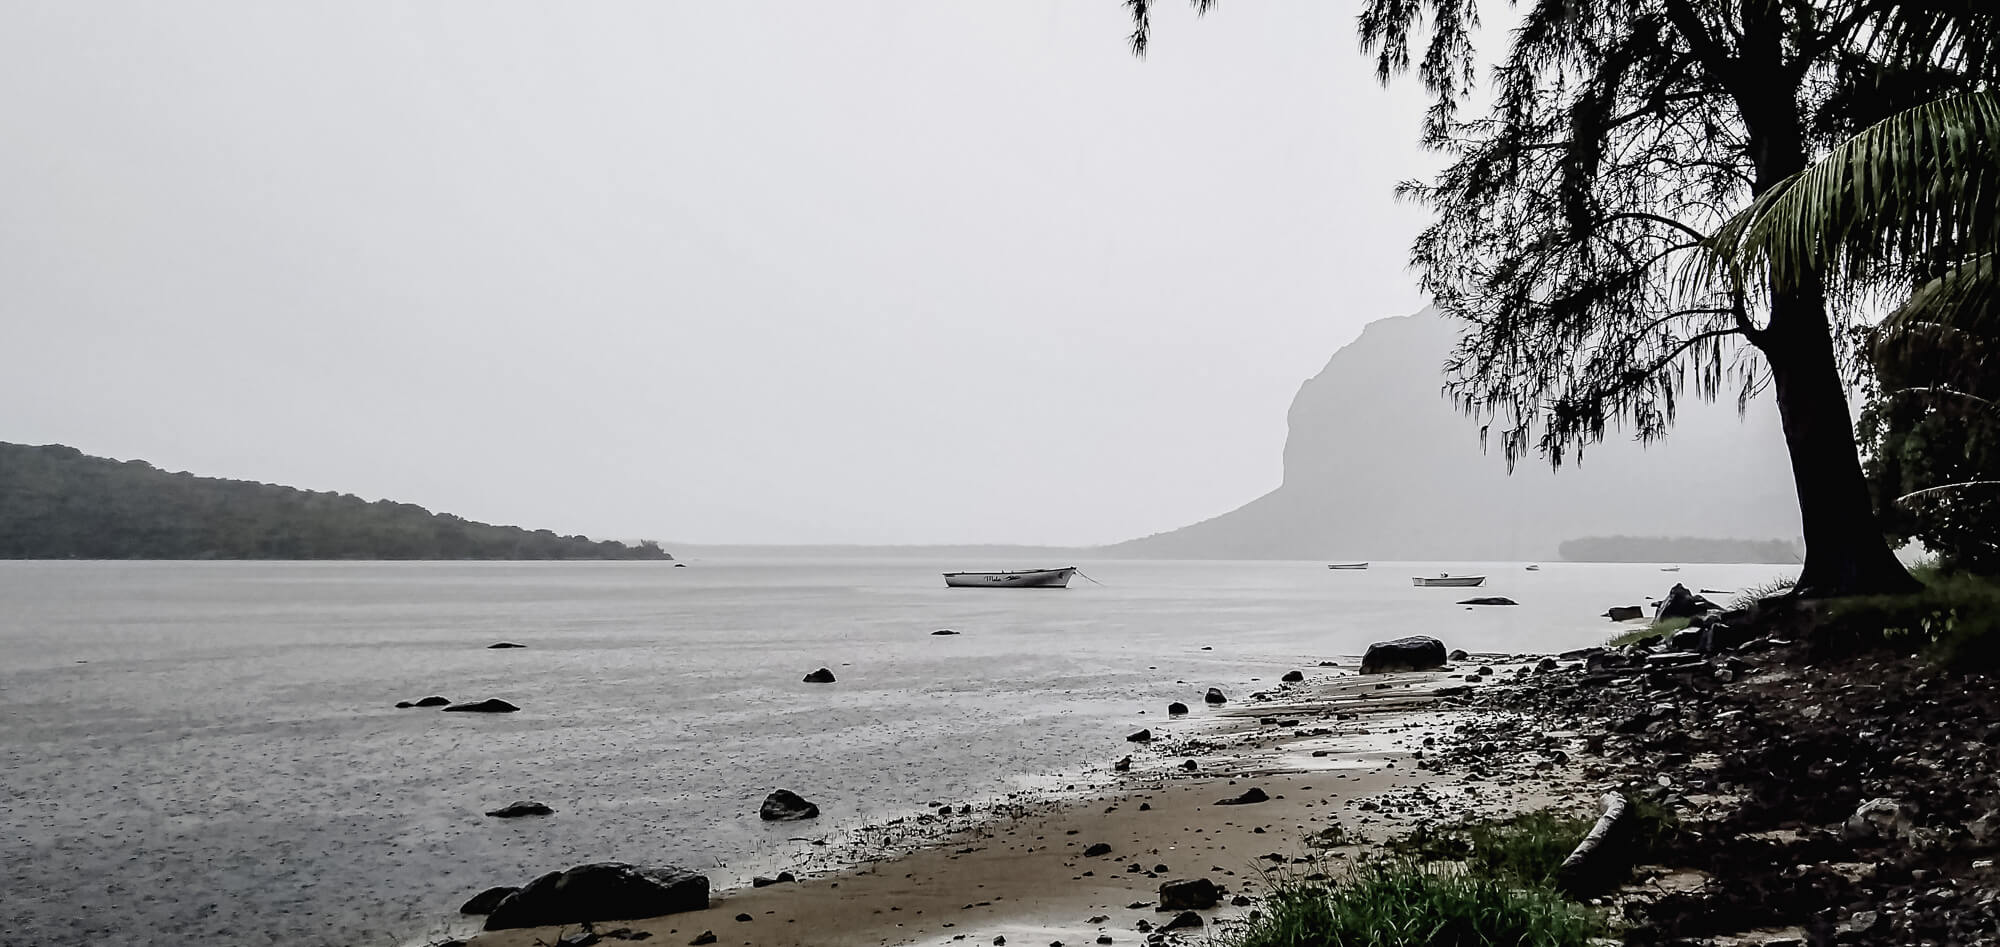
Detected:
left=1123, top=0, right=1999, bottom=595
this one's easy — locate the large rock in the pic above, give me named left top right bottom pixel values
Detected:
left=1359, top=636, right=1448, bottom=674
left=802, top=668, right=836, bottom=684
left=486, top=801, right=555, bottom=818
left=1280, top=670, right=1304, bottom=682
left=443, top=698, right=519, bottom=713
left=1655, top=583, right=1719, bottom=621
left=1204, top=687, right=1226, bottom=704
left=1158, top=877, right=1221, bottom=910
left=483, top=863, right=709, bottom=930
left=1167, top=702, right=1189, bottom=715
left=759, top=789, right=820, bottom=821
left=413, top=696, right=451, bottom=708
left=460, top=885, right=520, bottom=915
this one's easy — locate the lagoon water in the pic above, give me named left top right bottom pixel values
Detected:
left=0, top=558, right=1793, bottom=946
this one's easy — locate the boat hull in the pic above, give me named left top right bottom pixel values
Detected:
left=1412, top=576, right=1487, bottom=588
left=944, top=567, right=1076, bottom=589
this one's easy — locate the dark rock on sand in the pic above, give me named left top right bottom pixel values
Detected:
left=1448, top=648, right=1470, bottom=661
left=1162, top=911, right=1204, bottom=930
left=802, top=668, right=836, bottom=683
left=750, top=871, right=796, bottom=888
left=486, top=801, right=555, bottom=818
left=759, top=789, right=820, bottom=821
left=1281, top=670, right=1304, bottom=682
left=483, top=863, right=709, bottom=930
left=413, top=696, right=452, bottom=707
left=1167, top=702, right=1189, bottom=715
left=690, top=933, right=716, bottom=945
left=1457, top=597, right=1518, bottom=606
left=460, top=885, right=520, bottom=915
left=1360, top=636, right=1448, bottom=674
left=1127, top=729, right=1152, bottom=743
left=1114, top=755, right=1133, bottom=771
left=1084, top=842, right=1112, bottom=857
left=1216, top=787, right=1270, bottom=806
left=1605, top=605, right=1645, bottom=621
left=395, top=701, right=415, bottom=708
left=931, top=629, right=959, bottom=635
left=488, top=642, right=526, bottom=649
left=1158, top=878, right=1221, bottom=910
left=443, top=698, right=518, bottom=713
left=1204, top=687, right=1226, bottom=704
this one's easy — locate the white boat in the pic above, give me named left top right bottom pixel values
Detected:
left=944, top=567, right=1076, bottom=589
left=1327, top=562, right=1370, bottom=570
left=1412, top=574, right=1488, bottom=588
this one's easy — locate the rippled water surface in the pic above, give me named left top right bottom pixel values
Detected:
left=0, top=558, right=1792, bottom=945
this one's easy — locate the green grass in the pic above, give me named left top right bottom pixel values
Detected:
left=1830, top=570, right=2000, bottom=670
left=1726, top=578, right=1798, bottom=611
left=1385, top=809, right=1595, bottom=887
left=1606, top=616, right=1689, bottom=648
left=1231, top=861, right=1605, bottom=947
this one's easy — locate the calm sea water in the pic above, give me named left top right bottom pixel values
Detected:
left=0, top=558, right=1792, bottom=946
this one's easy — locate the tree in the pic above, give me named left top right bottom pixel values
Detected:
left=1124, top=1, right=2000, bottom=595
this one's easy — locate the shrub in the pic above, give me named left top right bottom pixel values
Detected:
left=1829, top=571, right=2000, bottom=670
left=1231, top=861, right=1604, bottom=947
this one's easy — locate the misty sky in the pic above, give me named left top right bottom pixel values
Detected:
left=3, top=2, right=1452, bottom=545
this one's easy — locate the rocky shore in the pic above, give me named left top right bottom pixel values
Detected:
left=448, top=606, right=2000, bottom=947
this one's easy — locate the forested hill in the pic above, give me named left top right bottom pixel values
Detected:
left=0, top=443, right=672, bottom=560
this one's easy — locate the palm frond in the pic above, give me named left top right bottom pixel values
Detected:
left=1699, top=90, right=2000, bottom=298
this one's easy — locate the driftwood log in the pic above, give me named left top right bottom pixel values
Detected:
left=1555, top=793, right=1634, bottom=896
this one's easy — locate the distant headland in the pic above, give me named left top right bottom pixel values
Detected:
left=1557, top=535, right=1802, bottom=564
left=0, top=443, right=671, bottom=561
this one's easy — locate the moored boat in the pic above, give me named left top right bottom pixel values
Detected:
left=944, top=567, right=1076, bottom=589
left=1412, top=574, right=1488, bottom=588
left=1327, top=562, right=1369, bottom=570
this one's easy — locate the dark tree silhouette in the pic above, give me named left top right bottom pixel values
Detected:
left=1126, top=0, right=2000, bottom=595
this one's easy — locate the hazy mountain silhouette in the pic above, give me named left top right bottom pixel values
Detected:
left=1110, top=308, right=1802, bottom=560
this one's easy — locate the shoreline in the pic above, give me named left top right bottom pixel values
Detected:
left=458, top=656, right=1586, bottom=947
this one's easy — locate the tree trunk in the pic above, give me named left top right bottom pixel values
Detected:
left=1759, top=292, right=1921, bottom=597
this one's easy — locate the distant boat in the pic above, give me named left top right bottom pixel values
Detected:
left=944, top=567, right=1076, bottom=589
left=1413, top=574, right=1487, bottom=588
left=1661, top=566, right=1682, bottom=572
left=1525, top=564, right=1541, bottom=571
left=1327, top=562, right=1370, bottom=570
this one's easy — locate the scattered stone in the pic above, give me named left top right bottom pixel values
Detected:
left=1158, top=878, right=1221, bottom=910
left=802, top=668, right=836, bottom=683
left=1167, top=702, right=1189, bottom=715
left=1084, top=843, right=1112, bottom=857
left=485, top=801, right=555, bottom=818
left=483, top=863, right=709, bottom=930
left=443, top=698, right=519, bottom=713
left=1114, top=755, right=1133, bottom=771
left=1457, top=597, right=1518, bottom=606
left=750, top=872, right=796, bottom=887
left=1204, top=687, right=1226, bottom=704
left=1604, top=605, right=1644, bottom=621
left=459, top=886, right=520, bottom=915
left=413, top=696, right=451, bottom=708
left=931, top=629, right=960, bottom=635
left=733, top=913, right=751, bottom=922
left=1281, top=670, right=1304, bottom=682
left=488, top=642, right=526, bottom=649
left=1216, top=786, right=1269, bottom=806
left=1360, top=636, right=1447, bottom=674
left=1161, top=911, right=1203, bottom=931
left=1655, top=583, right=1719, bottom=621
left=689, top=933, right=715, bottom=945
left=395, top=701, right=415, bottom=708
left=1127, top=729, right=1152, bottom=743
left=1844, top=797, right=1914, bottom=842
left=759, top=789, right=820, bottom=821
left=1448, top=648, right=1470, bottom=661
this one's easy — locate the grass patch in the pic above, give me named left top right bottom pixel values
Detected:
left=1829, top=571, right=2000, bottom=670
left=1727, top=577, right=1798, bottom=611
left=1232, top=861, right=1605, bottom=947
left=1385, top=808, right=1595, bottom=887
left=1606, top=616, right=1690, bottom=649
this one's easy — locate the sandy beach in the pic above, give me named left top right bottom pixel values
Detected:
left=465, top=660, right=1590, bottom=947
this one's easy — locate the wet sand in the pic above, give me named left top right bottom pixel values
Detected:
left=468, top=662, right=1587, bottom=947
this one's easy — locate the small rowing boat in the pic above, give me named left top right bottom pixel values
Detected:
left=1327, top=562, right=1369, bottom=570
left=1412, top=574, right=1488, bottom=588
left=943, top=567, right=1076, bottom=589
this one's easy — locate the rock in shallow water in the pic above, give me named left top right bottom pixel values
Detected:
left=443, top=698, right=519, bottom=713
left=1216, top=787, right=1269, bottom=806
left=1360, top=636, right=1448, bottom=674
left=1126, top=729, right=1152, bottom=743
left=1457, top=597, right=1518, bottom=606
left=486, top=801, right=554, bottom=818
left=483, top=863, right=709, bottom=930
left=759, top=789, right=820, bottom=821
left=1281, top=670, right=1304, bottom=682
left=1167, top=702, right=1189, bottom=715
left=459, top=885, right=520, bottom=915
left=802, top=668, right=836, bottom=683
left=1204, top=687, right=1226, bottom=704
left=412, top=696, right=451, bottom=708
left=1158, top=877, right=1220, bottom=910
left=487, top=642, right=526, bottom=649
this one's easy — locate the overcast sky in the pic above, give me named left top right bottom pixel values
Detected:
left=2, top=2, right=1448, bottom=545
